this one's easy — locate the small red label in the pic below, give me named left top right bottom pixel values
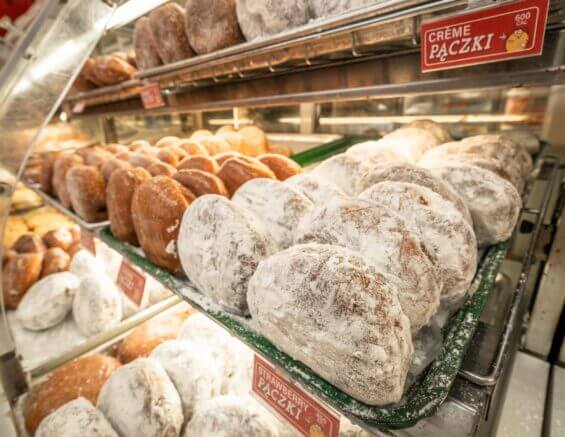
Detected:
left=117, top=260, right=146, bottom=306
left=252, top=355, right=340, bottom=437
left=72, top=100, right=86, bottom=114
left=140, top=83, right=165, bottom=109
left=79, top=229, right=95, bottom=255
left=421, top=0, right=549, bottom=72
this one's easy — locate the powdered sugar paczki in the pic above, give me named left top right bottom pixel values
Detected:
left=312, top=153, right=370, bottom=196
left=285, top=172, right=347, bottom=204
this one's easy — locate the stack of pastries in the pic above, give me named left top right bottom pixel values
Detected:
left=174, top=121, right=533, bottom=406
left=22, top=309, right=370, bottom=437
left=72, top=53, right=138, bottom=92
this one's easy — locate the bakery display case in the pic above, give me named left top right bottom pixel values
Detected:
left=1, top=0, right=565, bottom=436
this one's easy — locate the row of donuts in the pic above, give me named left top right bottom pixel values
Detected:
left=170, top=122, right=531, bottom=406
left=23, top=308, right=368, bottom=437
left=133, top=1, right=382, bottom=72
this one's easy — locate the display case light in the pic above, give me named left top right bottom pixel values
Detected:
left=278, top=114, right=533, bottom=125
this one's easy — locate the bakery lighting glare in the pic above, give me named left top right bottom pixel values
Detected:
left=207, top=118, right=253, bottom=126
left=277, top=114, right=531, bottom=124
left=59, top=111, right=68, bottom=122
left=30, top=40, right=81, bottom=81
left=106, top=0, right=169, bottom=29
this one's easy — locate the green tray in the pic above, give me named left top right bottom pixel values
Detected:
left=290, top=135, right=371, bottom=167
left=99, top=230, right=506, bottom=430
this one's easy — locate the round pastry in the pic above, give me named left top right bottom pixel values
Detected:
left=89, top=55, right=137, bottom=86
left=216, top=156, right=276, bottom=196
left=83, top=149, right=114, bottom=169
left=2, top=252, right=43, bottom=309
left=103, top=144, right=129, bottom=155
left=133, top=17, right=162, bottom=70
left=232, top=178, right=313, bottom=249
left=177, top=155, right=220, bottom=173
left=17, top=272, right=79, bottom=331
left=127, top=152, right=159, bottom=169
left=69, top=250, right=105, bottom=278
left=173, top=169, right=229, bottom=197
left=248, top=243, right=413, bottom=405
left=360, top=181, right=477, bottom=309
left=2, top=249, right=17, bottom=267
left=217, top=125, right=235, bottom=134
left=12, top=234, right=46, bottom=253
left=149, top=3, right=194, bottom=63
left=150, top=339, right=222, bottom=420
left=97, top=358, right=183, bottom=437
left=129, top=140, right=151, bottom=150
left=177, top=139, right=209, bottom=156
left=40, top=151, right=66, bottom=195
left=41, top=247, right=71, bottom=277
left=407, top=119, right=452, bottom=144
left=146, top=161, right=177, bottom=177
left=235, top=0, right=310, bottom=40
left=185, top=0, right=244, bottom=54
left=177, top=195, right=277, bottom=315
left=42, top=228, right=74, bottom=251
left=214, top=151, right=243, bottom=166
left=346, top=141, right=408, bottom=168
left=155, top=136, right=180, bottom=148
left=65, top=165, right=107, bottom=222
left=190, top=129, right=213, bottom=140
left=310, top=0, right=379, bottom=19
left=72, top=274, right=123, bottom=337
left=183, top=395, right=279, bottom=437
left=256, top=153, right=301, bottom=180
left=107, top=167, right=152, bottom=245
left=296, top=197, right=441, bottom=331
left=499, top=130, right=540, bottom=154
left=426, top=163, right=522, bottom=246
left=237, top=126, right=269, bottom=156
left=35, top=397, right=118, bottom=437
left=284, top=173, right=346, bottom=204
left=198, top=136, right=232, bottom=155
left=312, top=153, right=370, bottom=195
left=356, top=163, right=472, bottom=224
left=67, top=241, right=83, bottom=258
left=216, top=131, right=246, bottom=153
left=52, top=155, right=84, bottom=208
left=117, top=310, right=191, bottom=364
left=131, top=177, right=193, bottom=274
left=100, top=158, right=132, bottom=182
left=157, top=146, right=188, bottom=166
left=24, top=354, right=121, bottom=435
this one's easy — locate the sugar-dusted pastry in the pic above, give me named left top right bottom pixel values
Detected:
left=12, top=234, right=46, bottom=254
left=65, top=165, right=107, bottom=222
left=256, top=153, right=301, bottom=180
left=216, top=156, right=275, bottom=196
left=177, top=155, right=219, bottom=174
left=42, top=228, right=74, bottom=251
left=2, top=252, right=43, bottom=308
left=149, top=3, right=194, bottom=64
left=173, top=169, right=229, bottom=197
left=52, top=155, right=84, bottom=208
left=312, top=153, right=370, bottom=195
left=237, top=126, right=269, bottom=156
left=41, top=247, right=71, bottom=277
left=285, top=173, right=347, bottom=204
left=100, top=158, right=132, bottom=182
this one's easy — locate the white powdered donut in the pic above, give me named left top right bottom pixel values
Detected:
left=177, top=195, right=277, bottom=315
left=357, top=163, right=472, bottom=223
left=150, top=340, right=222, bottom=421
left=235, top=0, right=310, bottom=41
left=346, top=141, right=407, bottom=168
left=17, top=272, right=79, bottom=331
left=407, top=119, right=452, bottom=144
left=36, top=398, right=117, bottom=437
left=426, top=163, right=522, bottom=246
left=248, top=243, right=413, bottom=405
left=295, top=197, right=441, bottom=331
left=310, top=0, right=378, bottom=19
left=364, top=126, right=442, bottom=162
left=177, top=313, right=253, bottom=395
left=97, top=358, right=183, bottom=437
left=232, top=179, right=313, bottom=249
left=360, top=181, right=477, bottom=309
left=312, top=153, right=370, bottom=195
left=285, top=173, right=346, bottom=204
left=183, top=395, right=279, bottom=437
left=69, top=250, right=105, bottom=278
left=72, top=274, right=123, bottom=337
left=499, top=130, right=540, bottom=154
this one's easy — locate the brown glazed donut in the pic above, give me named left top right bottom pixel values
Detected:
left=52, top=155, right=84, bottom=208
left=41, top=247, right=71, bottom=277
left=216, top=156, right=276, bottom=196
left=173, top=169, right=229, bottom=197
left=65, top=165, right=107, bottom=222
left=257, top=153, right=302, bottom=181
left=177, top=155, right=219, bottom=174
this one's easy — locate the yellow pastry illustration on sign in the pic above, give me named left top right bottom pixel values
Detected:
left=309, top=424, right=325, bottom=437
left=506, top=28, right=530, bottom=52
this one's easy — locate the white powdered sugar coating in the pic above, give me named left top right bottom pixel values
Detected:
left=17, top=272, right=80, bottom=331
left=356, top=163, right=473, bottom=224
left=312, top=153, right=370, bottom=195
left=360, top=181, right=477, bottom=309
left=345, top=141, right=407, bottom=168
left=72, top=274, right=123, bottom=337
left=295, top=197, right=441, bottom=332
left=498, top=130, right=540, bottom=154
left=36, top=398, right=117, bottom=437
left=310, top=0, right=378, bottom=19
left=232, top=179, right=314, bottom=249
left=177, top=313, right=254, bottom=395
left=95, top=243, right=124, bottom=282
left=69, top=250, right=106, bottom=278
left=150, top=340, right=222, bottom=422
left=407, top=120, right=452, bottom=144
left=248, top=243, right=413, bottom=405
left=426, top=163, right=522, bottom=247
left=285, top=172, right=347, bottom=204
left=177, top=195, right=277, bottom=315
left=183, top=395, right=279, bottom=437
left=97, top=358, right=183, bottom=437
left=365, top=127, right=441, bottom=163
left=235, top=0, right=310, bottom=41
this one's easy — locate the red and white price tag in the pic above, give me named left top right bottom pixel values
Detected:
left=140, top=83, right=165, bottom=109
left=72, top=100, right=86, bottom=114
left=79, top=229, right=95, bottom=255
left=252, top=355, right=340, bottom=437
left=421, top=0, right=549, bottom=72
left=117, top=260, right=146, bottom=307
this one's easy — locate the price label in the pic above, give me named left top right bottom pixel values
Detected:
left=252, top=355, right=340, bottom=437
left=140, top=83, right=165, bottom=109
left=79, top=229, right=95, bottom=255
left=72, top=100, right=86, bottom=114
left=421, top=0, right=549, bottom=72
left=117, top=260, right=146, bottom=307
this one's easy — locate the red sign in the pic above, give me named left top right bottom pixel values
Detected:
left=79, top=229, right=95, bottom=255
left=421, top=0, right=549, bottom=72
left=252, top=355, right=340, bottom=437
left=72, top=100, right=85, bottom=114
left=117, top=260, right=146, bottom=306
left=140, top=83, right=165, bottom=109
